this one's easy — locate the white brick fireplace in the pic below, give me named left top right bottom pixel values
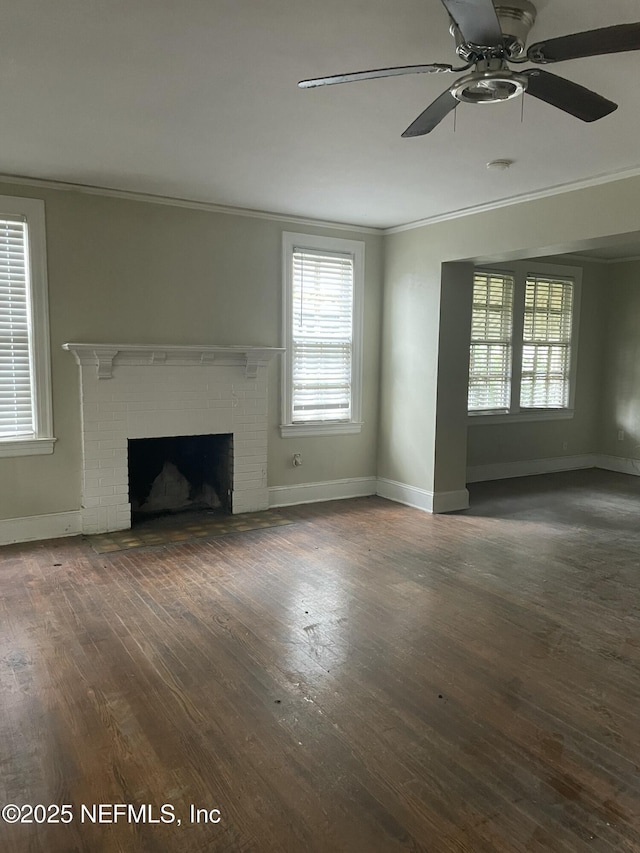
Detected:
left=63, top=344, right=283, bottom=534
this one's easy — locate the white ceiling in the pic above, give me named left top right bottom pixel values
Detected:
left=2, top=0, right=640, bottom=229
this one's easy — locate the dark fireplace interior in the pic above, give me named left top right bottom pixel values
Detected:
left=128, top=434, right=233, bottom=521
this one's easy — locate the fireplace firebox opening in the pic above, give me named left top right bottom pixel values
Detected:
left=128, top=434, right=233, bottom=520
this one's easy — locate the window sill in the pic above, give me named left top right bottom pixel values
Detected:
left=468, top=410, right=574, bottom=425
left=280, top=422, right=363, bottom=438
left=0, top=437, right=57, bottom=458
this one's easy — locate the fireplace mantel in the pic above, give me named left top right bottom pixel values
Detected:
left=62, top=343, right=284, bottom=379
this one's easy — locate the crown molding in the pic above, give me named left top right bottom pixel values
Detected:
left=4, top=162, right=640, bottom=238
left=384, top=162, right=640, bottom=234
left=0, top=173, right=382, bottom=236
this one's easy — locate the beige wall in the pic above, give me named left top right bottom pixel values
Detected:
left=434, top=262, right=474, bottom=494
left=0, top=182, right=383, bottom=521
left=380, top=175, right=640, bottom=498
left=466, top=259, right=605, bottom=469
left=378, top=228, right=443, bottom=491
left=6, top=171, right=640, bottom=524
left=600, top=260, right=640, bottom=460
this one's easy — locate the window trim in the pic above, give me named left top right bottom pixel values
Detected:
left=280, top=231, right=364, bottom=438
left=0, top=195, right=55, bottom=458
left=467, top=261, right=582, bottom=424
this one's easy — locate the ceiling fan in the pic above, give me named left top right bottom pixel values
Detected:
left=298, top=0, right=640, bottom=136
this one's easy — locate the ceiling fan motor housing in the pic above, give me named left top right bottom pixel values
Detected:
left=450, top=0, right=537, bottom=59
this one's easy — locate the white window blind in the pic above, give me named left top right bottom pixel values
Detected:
left=291, top=248, right=354, bottom=423
left=468, top=271, right=514, bottom=412
left=0, top=216, right=34, bottom=438
left=521, top=275, right=573, bottom=408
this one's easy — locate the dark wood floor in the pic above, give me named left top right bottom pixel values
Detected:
left=1, top=469, right=640, bottom=852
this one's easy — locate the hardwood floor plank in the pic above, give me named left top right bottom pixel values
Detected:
left=1, top=469, right=640, bottom=851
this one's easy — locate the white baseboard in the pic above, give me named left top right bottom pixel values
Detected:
left=376, top=477, right=434, bottom=511
left=596, top=454, right=640, bottom=476
left=268, top=476, right=377, bottom=508
left=4, top=458, right=636, bottom=547
left=432, top=488, right=470, bottom=513
left=466, top=454, right=598, bottom=484
left=0, top=510, right=82, bottom=547
left=375, top=477, right=469, bottom=514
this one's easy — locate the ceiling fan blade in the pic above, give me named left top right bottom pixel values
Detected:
left=298, top=64, right=454, bottom=88
left=528, top=22, right=640, bottom=64
left=439, top=0, right=502, bottom=47
left=402, top=89, right=458, bottom=137
left=523, top=69, right=617, bottom=122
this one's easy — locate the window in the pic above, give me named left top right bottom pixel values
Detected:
left=281, top=232, right=364, bottom=437
left=521, top=275, right=574, bottom=408
left=468, top=262, right=580, bottom=420
left=468, top=271, right=514, bottom=412
left=0, top=196, right=54, bottom=457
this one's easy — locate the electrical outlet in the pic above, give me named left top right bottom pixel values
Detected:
left=618, top=430, right=625, bottom=441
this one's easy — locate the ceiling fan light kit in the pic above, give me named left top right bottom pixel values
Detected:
left=299, top=0, right=640, bottom=137
left=450, top=61, right=528, bottom=104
